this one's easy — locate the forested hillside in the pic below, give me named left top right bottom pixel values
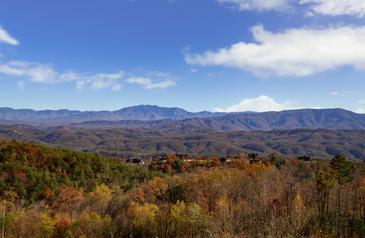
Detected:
left=0, top=140, right=159, bottom=202
left=0, top=140, right=365, bottom=237
left=1, top=125, right=364, bottom=160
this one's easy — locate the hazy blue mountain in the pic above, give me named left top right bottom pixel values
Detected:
left=0, top=105, right=226, bottom=124
left=1, top=106, right=365, bottom=131
left=74, top=108, right=365, bottom=131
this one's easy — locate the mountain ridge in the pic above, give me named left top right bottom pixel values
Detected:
left=1, top=106, right=365, bottom=131
left=71, top=108, right=365, bottom=132
left=0, top=105, right=226, bottom=124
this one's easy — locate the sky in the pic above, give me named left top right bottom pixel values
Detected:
left=0, top=0, right=365, bottom=113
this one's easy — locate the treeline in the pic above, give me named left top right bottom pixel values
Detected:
left=0, top=140, right=365, bottom=237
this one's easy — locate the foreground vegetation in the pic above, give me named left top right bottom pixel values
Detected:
left=0, top=140, right=364, bottom=237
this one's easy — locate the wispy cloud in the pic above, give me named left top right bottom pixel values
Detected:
left=218, top=0, right=365, bottom=17
left=186, top=25, right=365, bottom=77
left=127, top=77, right=176, bottom=89
left=0, top=61, right=61, bottom=83
left=215, top=95, right=295, bottom=112
left=0, top=60, right=176, bottom=91
left=0, top=26, right=18, bottom=46
left=217, top=0, right=290, bottom=11
left=301, top=0, right=365, bottom=17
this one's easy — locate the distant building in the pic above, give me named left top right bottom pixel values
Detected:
left=219, top=157, right=227, bottom=163
left=248, top=153, right=263, bottom=163
left=126, top=158, right=144, bottom=164
left=298, top=156, right=312, bottom=161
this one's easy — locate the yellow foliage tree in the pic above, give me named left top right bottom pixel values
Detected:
left=87, top=184, right=113, bottom=214
left=128, top=202, right=159, bottom=237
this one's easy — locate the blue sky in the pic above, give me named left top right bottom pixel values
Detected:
left=0, top=0, right=365, bottom=113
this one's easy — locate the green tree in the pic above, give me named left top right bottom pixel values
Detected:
left=172, top=159, right=184, bottom=173
left=329, top=155, right=353, bottom=185
left=329, top=155, right=353, bottom=237
left=315, top=162, right=335, bottom=234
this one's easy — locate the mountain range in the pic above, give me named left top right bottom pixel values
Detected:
left=0, top=105, right=224, bottom=124
left=1, top=105, right=365, bottom=131
left=1, top=105, right=365, bottom=159
left=73, top=108, right=365, bottom=132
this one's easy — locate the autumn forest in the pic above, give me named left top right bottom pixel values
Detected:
left=0, top=140, right=364, bottom=238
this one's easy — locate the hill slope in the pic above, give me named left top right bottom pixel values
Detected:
left=0, top=140, right=158, bottom=201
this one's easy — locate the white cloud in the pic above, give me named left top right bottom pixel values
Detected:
left=0, top=61, right=58, bottom=83
left=127, top=77, right=176, bottom=89
left=0, top=26, right=18, bottom=46
left=215, top=95, right=294, bottom=112
left=186, top=25, right=365, bottom=77
left=301, top=0, right=365, bottom=17
left=88, top=72, right=125, bottom=90
left=0, top=61, right=124, bottom=90
left=217, top=0, right=365, bottom=17
left=356, top=108, right=365, bottom=114
left=355, top=100, right=365, bottom=113
left=0, top=60, right=175, bottom=91
left=217, top=0, right=290, bottom=11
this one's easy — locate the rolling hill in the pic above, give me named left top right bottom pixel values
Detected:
left=0, top=124, right=364, bottom=160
